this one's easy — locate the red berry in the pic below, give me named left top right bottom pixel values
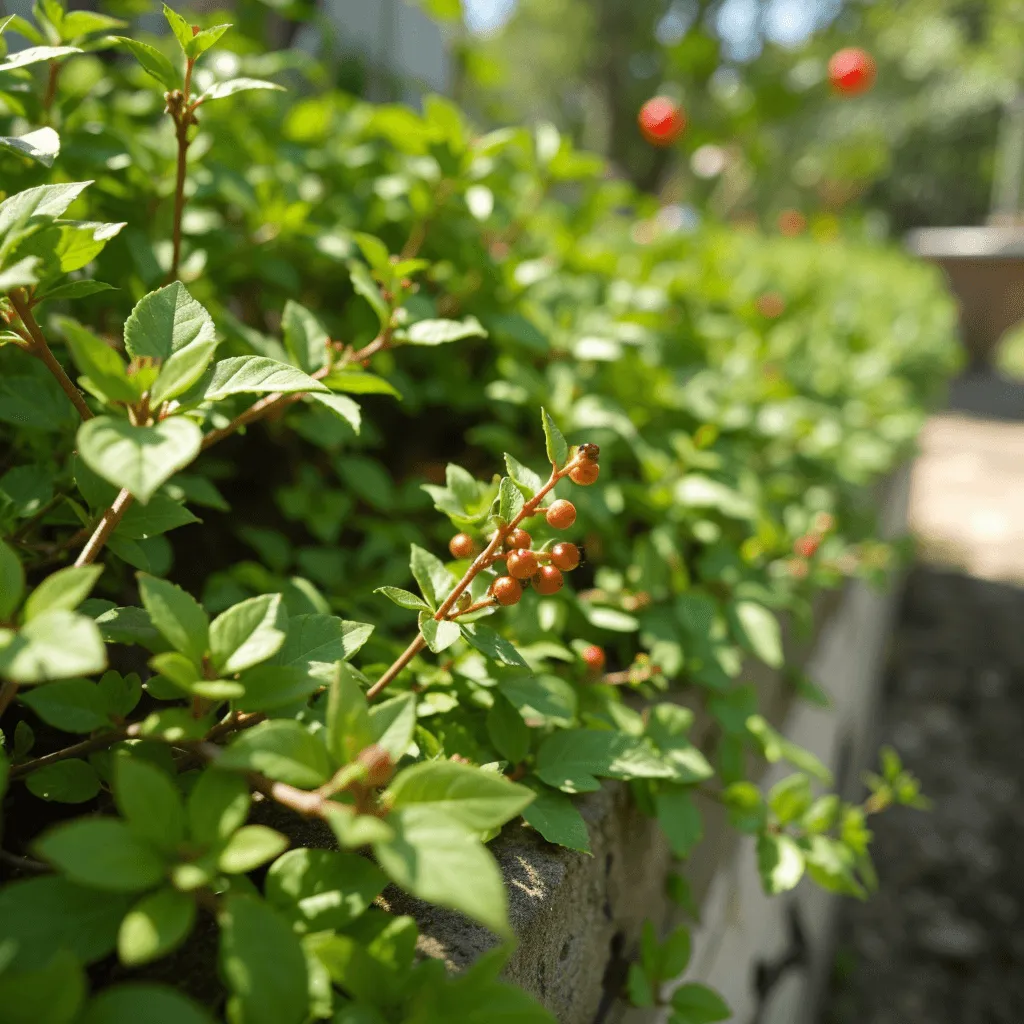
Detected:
left=755, top=292, right=785, bottom=319
left=357, top=744, right=395, bottom=787
left=550, top=542, right=580, bottom=572
left=449, top=533, right=477, bottom=559
left=507, top=549, right=539, bottom=580
left=492, top=576, right=523, bottom=606
left=533, top=565, right=563, bottom=595
left=828, top=48, right=876, bottom=96
left=505, top=528, right=532, bottom=550
left=813, top=512, right=836, bottom=534
left=638, top=96, right=686, bottom=146
left=545, top=500, right=576, bottom=530
left=787, top=557, right=810, bottom=579
left=582, top=645, right=605, bottom=672
left=569, top=462, right=600, bottom=486
left=777, top=209, right=806, bottom=236
left=794, top=534, right=820, bottom=559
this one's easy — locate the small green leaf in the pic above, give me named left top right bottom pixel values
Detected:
left=409, top=544, right=455, bottom=609
left=768, top=773, right=813, bottom=824
left=346, top=260, right=390, bottom=326
left=460, top=623, right=528, bottom=668
left=22, top=564, right=103, bottom=622
left=114, top=755, right=185, bottom=853
left=56, top=319, right=137, bottom=403
left=0, top=948, right=85, bottom=1024
left=19, top=677, right=111, bottom=733
left=35, top=818, right=167, bottom=892
left=497, top=475, right=524, bottom=525
left=281, top=299, right=328, bottom=373
left=191, top=355, right=328, bottom=401
left=274, top=614, right=373, bottom=682
left=326, top=662, right=373, bottom=765
left=521, top=784, right=590, bottom=853
left=209, top=593, right=287, bottom=675
left=757, top=832, right=805, bottom=895
left=486, top=694, right=529, bottom=765
left=655, top=785, right=703, bottom=859
left=162, top=4, right=194, bottom=52
left=25, top=759, right=101, bottom=803
left=419, top=613, right=461, bottom=654
left=79, top=985, right=215, bottom=1024
left=234, top=665, right=320, bottom=713
left=368, top=693, right=417, bottom=761
left=504, top=453, right=544, bottom=499
left=540, top=407, right=568, bottom=468
left=219, top=720, right=333, bottom=789
left=0, top=610, right=106, bottom=683
left=0, top=127, right=61, bottom=167
left=670, top=983, right=730, bottom=1023
left=374, top=586, right=429, bottom=611
left=187, top=769, right=251, bottom=845
left=0, top=44, right=80, bottom=72
left=0, top=540, right=25, bottom=620
left=324, top=370, right=401, bottom=399
left=118, top=886, right=196, bottom=966
left=198, top=78, right=284, bottom=102
left=627, top=962, right=655, bottom=1008
left=218, top=825, right=289, bottom=874
left=308, top=391, right=361, bottom=433
left=730, top=600, right=783, bottom=668
left=187, top=23, right=231, bottom=59
left=77, top=416, right=202, bottom=504
left=138, top=573, right=209, bottom=664
left=114, top=37, right=180, bottom=90
left=397, top=316, right=486, bottom=346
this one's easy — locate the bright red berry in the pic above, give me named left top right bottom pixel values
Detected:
left=449, top=533, right=477, bottom=559
left=545, top=500, right=576, bottom=530
left=794, top=534, right=820, bottom=559
left=492, top=576, right=523, bottom=606
left=638, top=96, right=686, bottom=146
left=828, top=48, right=876, bottom=96
left=507, top=549, right=539, bottom=580
left=550, top=542, right=580, bottom=572
left=569, top=461, right=600, bottom=486
left=357, top=744, right=395, bottom=787
left=505, top=528, right=532, bottom=550
left=582, top=645, right=605, bottom=672
left=533, top=565, right=564, bottom=596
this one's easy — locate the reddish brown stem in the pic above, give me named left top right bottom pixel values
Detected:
left=0, top=682, right=20, bottom=722
left=74, top=487, right=134, bottom=567
left=42, top=60, right=61, bottom=119
left=10, top=724, right=135, bottom=778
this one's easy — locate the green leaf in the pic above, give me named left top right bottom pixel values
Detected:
left=234, top=665, right=321, bottom=713
left=123, top=282, right=215, bottom=363
left=0, top=44, right=80, bottom=71
left=186, top=23, right=231, bottom=59
left=375, top=586, right=429, bottom=611
left=803, top=835, right=865, bottom=897
left=385, top=759, right=534, bottom=832
left=34, top=818, right=167, bottom=892
left=198, top=78, right=284, bottom=102
left=19, top=677, right=111, bottom=732
left=756, top=832, right=805, bottom=895
left=114, top=754, right=185, bottom=853
left=22, top=564, right=103, bottom=621
left=535, top=729, right=675, bottom=793
left=0, top=181, right=91, bottom=239
left=521, top=784, right=590, bottom=853
left=397, top=316, right=486, bottom=346
left=346, top=260, right=390, bottom=326
left=274, top=614, right=373, bottom=683
left=373, top=806, right=510, bottom=937
left=162, top=3, right=194, bottom=52
left=117, top=494, right=201, bottom=540
left=730, top=600, right=783, bottom=668
left=59, top=10, right=127, bottom=39
left=0, top=876, right=132, bottom=969
left=219, top=895, right=308, bottom=1024
left=218, top=825, right=289, bottom=873
left=646, top=704, right=714, bottom=783
left=670, top=983, right=730, bottom=1023
left=281, top=299, right=328, bottom=373
left=627, top=962, right=655, bottom=1008
left=77, top=416, right=202, bottom=504
left=79, top=985, right=216, bottom=1024
left=54, top=318, right=138, bottom=404
left=265, top=848, right=387, bottom=933
left=0, top=948, right=85, bottom=1024
left=353, top=232, right=392, bottom=274
left=37, top=280, right=115, bottom=303
left=409, top=544, right=454, bottom=609
left=219, top=720, right=333, bottom=788
left=326, top=661, right=373, bottom=764
left=0, top=464, right=52, bottom=518
left=504, top=453, right=544, bottom=499
left=768, top=773, right=813, bottom=824
left=308, top=390, right=361, bottom=433
left=138, top=573, right=209, bottom=664
left=0, top=610, right=106, bottom=683
left=496, top=475, right=524, bottom=525
left=540, top=407, right=568, bottom=468
left=187, top=769, right=251, bottom=845
left=192, top=355, right=328, bottom=402
left=460, top=623, right=528, bottom=668
left=209, top=593, right=287, bottom=675
left=151, top=339, right=218, bottom=405
left=114, top=37, right=180, bottom=90
left=324, top=370, right=401, bottom=399
left=0, top=539, right=25, bottom=619
left=0, top=127, right=60, bottom=167
left=722, top=782, right=766, bottom=833
left=655, top=785, right=703, bottom=859
left=419, top=613, right=461, bottom=654
left=25, top=758, right=101, bottom=803
left=368, top=693, right=417, bottom=760
left=118, top=886, right=196, bottom=966
left=486, top=694, right=529, bottom=764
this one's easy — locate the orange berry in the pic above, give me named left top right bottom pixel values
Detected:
left=550, top=542, right=580, bottom=572
left=533, top=565, right=564, bottom=595
left=492, top=576, right=523, bottom=606
left=569, top=462, right=600, bottom=486
left=505, top=528, right=532, bottom=550
left=755, top=292, right=785, bottom=319
left=357, top=744, right=395, bottom=787
left=449, top=533, right=477, bottom=559
left=813, top=512, right=836, bottom=534
left=507, top=549, right=539, bottom=580
left=787, top=557, right=810, bottom=579
left=777, top=209, right=807, bottom=236
left=545, top=500, right=576, bottom=530
left=582, top=645, right=605, bottom=672
left=794, top=534, right=820, bottom=559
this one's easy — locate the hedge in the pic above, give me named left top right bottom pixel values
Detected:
left=0, top=5, right=959, bottom=1023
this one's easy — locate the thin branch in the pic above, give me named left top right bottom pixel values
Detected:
left=42, top=59, right=61, bottom=120
left=168, top=59, right=196, bottom=282
left=0, top=849, right=50, bottom=873
left=74, top=487, right=134, bottom=567
left=0, top=682, right=19, bottom=721
left=10, top=724, right=135, bottom=778
left=9, top=290, right=93, bottom=422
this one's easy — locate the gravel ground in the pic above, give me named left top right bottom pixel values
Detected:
left=822, top=565, right=1024, bottom=1024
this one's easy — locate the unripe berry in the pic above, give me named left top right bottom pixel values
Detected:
left=550, top=542, right=580, bottom=572
left=787, top=557, right=810, bottom=580
left=582, top=645, right=605, bottom=672
left=813, top=512, right=836, bottom=535
left=569, top=461, right=600, bottom=486
left=533, top=565, right=563, bottom=595
left=828, top=47, right=876, bottom=96
left=505, top=528, right=532, bottom=550
left=794, top=534, right=820, bottom=559
left=357, top=744, right=395, bottom=787
left=545, top=499, right=576, bottom=530
left=507, top=549, right=539, bottom=580
left=492, top=576, right=523, bottom=606
left=449, top=533, right=477, bottom=559
left=457, top=591, right=473, bottom=611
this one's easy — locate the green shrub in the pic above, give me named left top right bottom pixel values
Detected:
left=0, top=4, right=957, bottom=1022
